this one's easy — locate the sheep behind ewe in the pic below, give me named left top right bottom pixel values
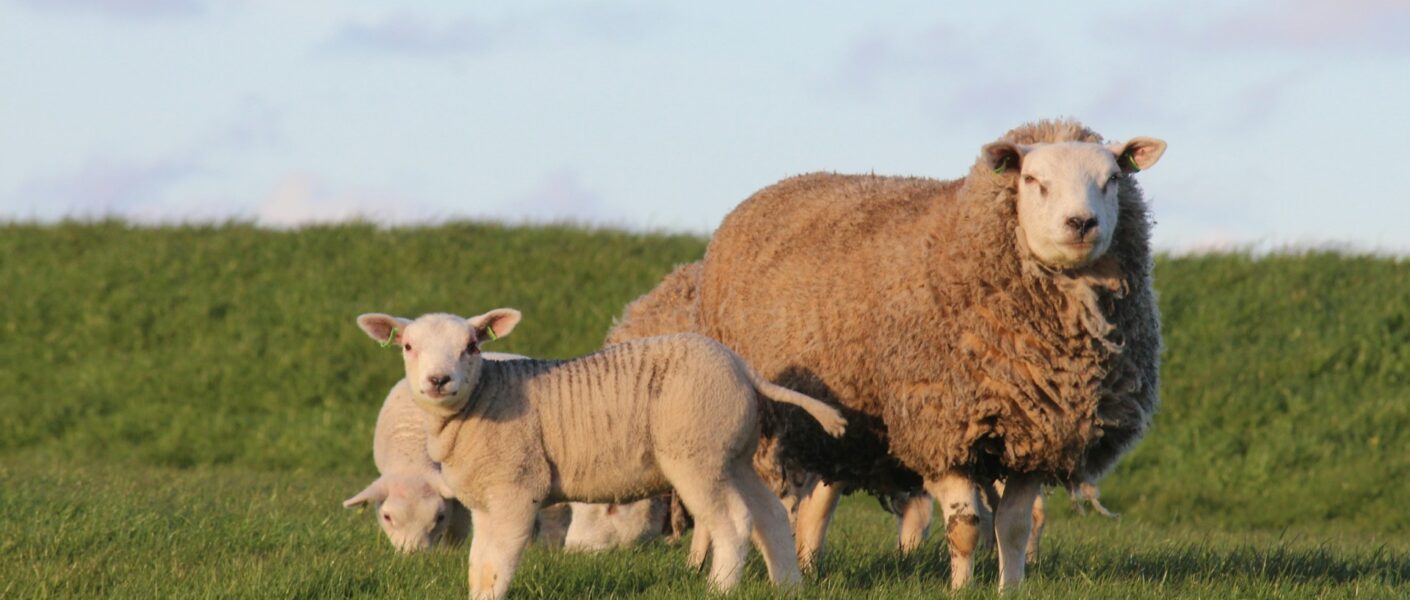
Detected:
left=616, top=119, right=1165, bottom=592
left=344, top=353, right=579, bottom=552
left=354, top=309, right=848, bottom=599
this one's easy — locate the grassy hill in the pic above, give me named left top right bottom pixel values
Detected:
left=2, top=221, right=1407, bottom=597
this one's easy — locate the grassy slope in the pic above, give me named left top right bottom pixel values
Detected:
left=2, top=222, right=1408, bottom=597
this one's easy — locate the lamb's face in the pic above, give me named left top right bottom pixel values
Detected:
left=985, top=136, right=1166, bottom=269
left=400, top=314, right=485, bottom=410
left=357, top=309, right=523, bottom=414
left=377, top=479, right=453, bottom=553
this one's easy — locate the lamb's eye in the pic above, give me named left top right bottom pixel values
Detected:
left=1023, top=175, right=1037, bottom=185
left=465, top=343, right=479, bottom=355
left=403, top=343, right=412, bottom=353
left=382, top=513, right=393, bottom=524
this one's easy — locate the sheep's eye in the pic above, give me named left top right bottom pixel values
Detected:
left=382, top=513, right=393, bottom=524
left=465, top=342, right=479, bottom=355
left=1023, top=175, right=1037, bottom=185
left=403, top=343, right=412, bottom=353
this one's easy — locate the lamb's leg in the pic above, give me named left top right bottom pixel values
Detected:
left=733, top=462, right=802, bottom=587
left=925, top=471, right=982, bottom=590
left=792, top=478, right=842, bottom=572
left=466, top=498, right=540, bottom=600
left=661, top=457, right=751, bottom=592
left=896, top=491, right=934, bottom=556
left=994, top=473, right=1042, bottom=593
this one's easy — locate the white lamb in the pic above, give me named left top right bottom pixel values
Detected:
left=344, top=352, right=541, bottom=553
left=355, top=309, right=847, bottom=599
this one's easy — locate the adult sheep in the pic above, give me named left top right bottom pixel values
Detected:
left=620, top=119, right=1166, bottom=591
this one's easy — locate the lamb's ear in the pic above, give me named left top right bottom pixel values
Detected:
left=343, top=478, right=389, bottom=508
left=981, top=141, right=1030, bottom=175
left=427, top=470, right=456, bottom=500
left=1108, top=137, right=1167, bottom=174
left=357, top=314, right=412, bottom=346
left=467, top=308, right=522, bottom=343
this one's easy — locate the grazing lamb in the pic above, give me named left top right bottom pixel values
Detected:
left=343, top=378, right=469, bottom=552
left=612, top=119, right=1166, bottom=592
left=354, top=309, right=847, bottom=599
left=564, top=497, right=669, bottom=551
left=344, top=352, right=538, bottom=553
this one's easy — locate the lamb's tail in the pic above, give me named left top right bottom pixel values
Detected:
left=743, top=366, right=847, bottom=438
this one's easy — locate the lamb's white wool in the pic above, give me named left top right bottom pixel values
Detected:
left=355, top=309, right=847, bottom=599
left=564, top=498, right=667, bottom=551
left=984, top=137, right=1165, bottom=268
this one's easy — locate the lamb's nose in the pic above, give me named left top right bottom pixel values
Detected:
left=1066, top=216, right=1098, bottom=236
left=428, top=375, right=451, bottom=389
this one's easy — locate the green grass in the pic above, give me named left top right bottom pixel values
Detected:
left=2, top=221, right=1409, bottom=597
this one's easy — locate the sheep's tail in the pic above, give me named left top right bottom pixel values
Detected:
left=743, top=366, right=847, bottom=438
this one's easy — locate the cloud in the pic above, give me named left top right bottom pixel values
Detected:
left=1210, top=0, right=1410, bottom=56
left=13, top=0, right=202, bottom=19
left=327, top=13, right=493, bottom=57
left=8, top=156, right=200, bottom=219
left=255, top=174, right=436, bottom=228
left=496, top=169, right=619, bottom=225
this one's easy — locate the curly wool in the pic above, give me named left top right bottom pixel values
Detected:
left=689, top=119, right=1160, bottom=488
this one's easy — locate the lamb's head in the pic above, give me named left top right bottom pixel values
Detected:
left=356, top=309, right=522, bottom=415
left=343, top=473, right=457, bottom=553
left=982, top=136, right=1166, bottom=269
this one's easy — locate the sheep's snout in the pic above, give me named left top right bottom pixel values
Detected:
left=1065, top=215, right=1099, bottom=238
left=422, top=373, right=459, bottom=398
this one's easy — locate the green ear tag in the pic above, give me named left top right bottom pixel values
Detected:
left=379, top=327, right=398, bottom=349
left=993, top=156, right=1009, bottom=175
left=1126, top=154, right=1141, bottom=173
left=485, top=326, right=498, bottom=342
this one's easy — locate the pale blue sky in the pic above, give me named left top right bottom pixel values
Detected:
left=3, top=0, right=1408, bottom=251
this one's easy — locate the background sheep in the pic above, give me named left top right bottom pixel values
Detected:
left=613, top=119, right=1165, bottom=591
left=355, top=309, right=847, bottom=598
left=563, top=497, right=669, bottom=552
left=344, top=352, right=575, bottom=553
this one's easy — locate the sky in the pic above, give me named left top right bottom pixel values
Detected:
left=2, top=0, right=1409, bottom=252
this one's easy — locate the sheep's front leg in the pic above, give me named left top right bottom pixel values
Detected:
left=994, top=474, right=1042, bottom=593
left=467, top=497, right=541, bottom=600
left=925, top=471, right=982, bottom=590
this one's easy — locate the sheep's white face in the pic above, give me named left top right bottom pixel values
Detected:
left=357, top=309, right=523, bottom=414
left=985, top=137, right=1166, bottom=269
left=377, top=477, right=454, bottom=552
left=400, top=314, right=485, bottom=409
left=343, top=473, right=457, bottom=553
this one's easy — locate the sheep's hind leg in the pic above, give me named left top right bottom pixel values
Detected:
left=925, top=471, right=982, bottom=590
left=793, top=478, right=842, bottom=573
left=732, top=462, right=802, bottom=587
left=467, top=497, right=540, bottom=600
left=687, top=523, right=710, bottom=571
left=994, top=473, right=1042, bottom=593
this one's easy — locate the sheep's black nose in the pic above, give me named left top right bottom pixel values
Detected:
left=428, top=375, right=451, bottom=389
left=1066, top=216, right=1098, bottom=236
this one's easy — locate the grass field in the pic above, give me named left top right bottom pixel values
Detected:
left=3, top=221, right=1408, bottom=597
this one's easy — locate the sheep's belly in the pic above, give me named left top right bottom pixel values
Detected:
left=552, top=443, right=670, bottom=503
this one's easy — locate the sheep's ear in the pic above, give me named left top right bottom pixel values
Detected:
left=357, top=314, right=412, bottom=346
left=981, top=141, right=1029, bottom=175
left=427, top=470, right=456, bottom=500
left=468, top=308, right=522, bottom=343
left=343, top=478, right=389, bottom=508
left=1108, top=136, right=1167, bottom=174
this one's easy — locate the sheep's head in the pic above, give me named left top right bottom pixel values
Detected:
left=343, top=473, right=457, bottom=553
left=983, top=136, right=1166, bottom=269
left=356, top=309, right=522, bottom=415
